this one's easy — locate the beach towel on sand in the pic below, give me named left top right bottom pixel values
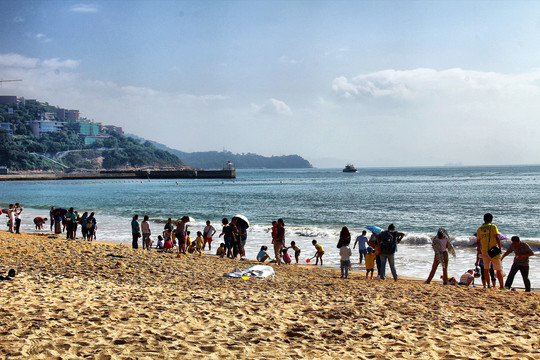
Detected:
left=224, top=265, right=275, bottom=278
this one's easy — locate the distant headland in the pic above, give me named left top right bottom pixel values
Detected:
left=0, top=95, right=312, bottom=174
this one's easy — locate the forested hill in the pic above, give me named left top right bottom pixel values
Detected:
left=131, top=136, right=313, bottom=169
left=0, top=100, right=183, bottom=171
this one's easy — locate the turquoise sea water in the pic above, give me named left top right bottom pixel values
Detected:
left=1, top=165, right=539, bottom=289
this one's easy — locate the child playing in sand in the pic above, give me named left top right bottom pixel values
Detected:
left=157, top=235, right=164, bottom=249
left=365, top=247, right=376, bottom=279
left=216, top=243, right=226, bottom=258
left=164, top=236, right=174, bottom=252
left=312, top=240, right=324, bottom=266
left=289, top=241, right=301, bottom=264
left=257, top=246, right=270, bottom=262
left=458, top=269, right=475, bottom=286
left=195, top=231, right=204, bottom=254
left=186, top=231, right=192, bottom=249
left=282, top=248, right=292, bottom=264
left=187, top=241, right=196, bottom=254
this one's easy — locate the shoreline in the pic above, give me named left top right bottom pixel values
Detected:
left=1, top=231, right=539, bottom=359
left=7, top=230, right=536, bottom=291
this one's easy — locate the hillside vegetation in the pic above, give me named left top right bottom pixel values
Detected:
left=0, top=102, right=182, bottom=171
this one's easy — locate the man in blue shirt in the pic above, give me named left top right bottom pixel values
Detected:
left=353, top=230, right=368, bottom=264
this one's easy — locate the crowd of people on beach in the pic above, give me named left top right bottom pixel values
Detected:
left=1, top=204, right=534, bottom=291
left=1, top=203, right=98, bottom=241
left=340, top=213, right=534, bottom=291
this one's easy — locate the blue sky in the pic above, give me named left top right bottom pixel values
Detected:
left=2, top=0, right=540, bottom=167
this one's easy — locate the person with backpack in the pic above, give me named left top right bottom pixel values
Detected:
left=377, top=224, right=405, bottom=281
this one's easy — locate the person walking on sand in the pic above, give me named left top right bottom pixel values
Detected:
left=131, top=214, right=141, bottom=249
left=377, top=224, right=405, bottom=281
left=501, top=236, right=534, bottom=292
left=425, top=228, right=456, bottom=285
left=353, top=230, right=368, bottom=265
left=476, top=213, right=505, bottom=289
left=202, top=220, right=216, bottom=251
left=339, top=239, right=352, bottom=278
left=141, top=215, right=152, bottom=250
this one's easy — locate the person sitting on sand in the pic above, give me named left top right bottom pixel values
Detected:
left=164, top=236, right=174, bottom=252
left=157, top=235, right=164, bottom=249
left=187, top=241, right=196, bottom=254
left=289, top=241, right=301, bottom=264
left=365, top=247, right=376, bottom=279
left=216, top=243, right=226, bottom=258
left=33, top=217, right=48, bottom=230
left=282, top=248, right=292, bottom=264
left=257, top=246, right=270, bottom=262
left=458, top=269, right=475, bottom=286
left=312, top=240, right=324, bottom=266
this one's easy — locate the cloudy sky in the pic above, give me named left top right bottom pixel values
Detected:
left=1, top=0, right=540, bottom=167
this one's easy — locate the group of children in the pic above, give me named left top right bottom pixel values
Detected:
left=256, top=241, right=302, bottom=264
left=157, top=230, right=205, bottom=255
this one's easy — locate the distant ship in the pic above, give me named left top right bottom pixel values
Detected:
left=342, top=164, right=358, bottom=173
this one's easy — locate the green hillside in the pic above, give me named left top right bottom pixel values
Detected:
left=0, top=100, right=182, bottom=171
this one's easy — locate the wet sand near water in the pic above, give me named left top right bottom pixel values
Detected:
left=0, top=232, right=539, bottom=359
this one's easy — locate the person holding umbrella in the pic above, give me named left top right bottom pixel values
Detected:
left=232, top=215, right=250, bottom=259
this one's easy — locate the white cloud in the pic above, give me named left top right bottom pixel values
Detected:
left=332, top=68, right=540, bottom=102
left=69, top=4, right=100, bottom=13
left=279, top=56, right=300, bottom=65
left=42, top=58, right=80, bottom=69
left=253, top=98, right=292, bottom=116
left=35, top=33, right=52, bottom=43
left=13, top=17, right=24, bottom=23
left=0, top=53, right=39, bottom=68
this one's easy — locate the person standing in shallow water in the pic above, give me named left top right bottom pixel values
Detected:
left=377, top=224, right=405, bottom=281
left=273, top=219, right=286, bottom=265
left=425, top=228, right=456, bottom=285
left=476, top=213, right=504, bottom=289
left=131, top=214, right=140, bottom=249
left=501, top=236, right=534, bottom=292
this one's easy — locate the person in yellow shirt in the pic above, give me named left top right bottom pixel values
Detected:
left=365, top=247, right=376, bottom=279
left=476, top=213, right=504, bottom=289
left=312, top=240, right=325, bottom=266
left=195, top=231, right=204, bottom=255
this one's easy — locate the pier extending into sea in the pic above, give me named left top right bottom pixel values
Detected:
left=0, top=169, right=236, bottom=181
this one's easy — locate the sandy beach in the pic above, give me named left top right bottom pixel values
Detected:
left=0, top=232, right=539, bottom=359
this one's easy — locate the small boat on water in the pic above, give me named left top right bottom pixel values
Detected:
left=342, top=164, right=358, bottom=173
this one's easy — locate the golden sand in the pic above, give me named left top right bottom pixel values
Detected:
left=0, top=232, right=539, bottom=359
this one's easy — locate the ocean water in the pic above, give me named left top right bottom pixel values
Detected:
left=1, top=165, right=539, bottom=289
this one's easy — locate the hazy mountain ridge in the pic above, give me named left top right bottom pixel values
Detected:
left=128, top=135, right=313, bottom=169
